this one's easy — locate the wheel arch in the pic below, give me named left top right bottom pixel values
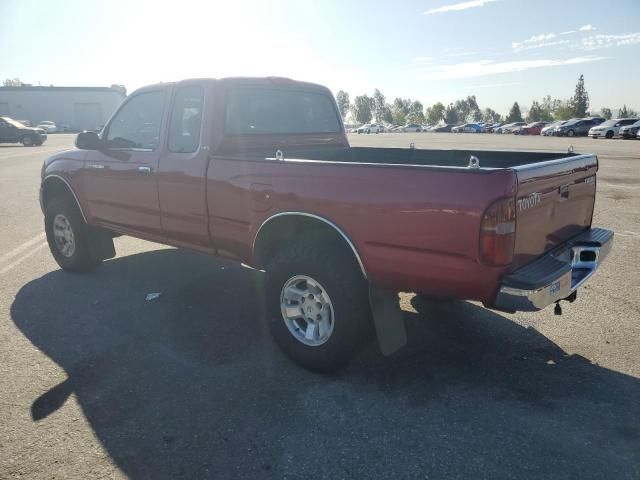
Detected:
left=41, top=175, right=87, bottom=223
left=253, top=212, right=367, bottom=279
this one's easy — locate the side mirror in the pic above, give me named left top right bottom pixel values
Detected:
left=75, top=131, right=101, bottom=150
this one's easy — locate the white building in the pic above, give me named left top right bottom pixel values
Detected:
left=0, top=86, right=126, bottom=131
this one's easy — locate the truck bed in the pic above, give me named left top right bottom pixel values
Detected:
left=252, top=146, right=582, bottom=170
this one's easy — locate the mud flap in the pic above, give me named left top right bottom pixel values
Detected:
left=368, top=287, right=407, bottom=356
left=87, top=226, right=116, bottom=261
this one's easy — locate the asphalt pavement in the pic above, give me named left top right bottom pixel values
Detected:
left=1, top=133, right=638, bottom=479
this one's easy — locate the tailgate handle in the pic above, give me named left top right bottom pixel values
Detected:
left=559, top=184, right=570, bottom=199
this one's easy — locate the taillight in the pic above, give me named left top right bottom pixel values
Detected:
left=480, top=197, right=516, bottom=266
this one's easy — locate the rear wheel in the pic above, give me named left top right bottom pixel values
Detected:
left=45, top=197, right=102, bottom=272
left=265, top=236, right=371, bottom=371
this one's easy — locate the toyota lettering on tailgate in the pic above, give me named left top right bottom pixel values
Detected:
left=517, top=192, right=542, bottom=212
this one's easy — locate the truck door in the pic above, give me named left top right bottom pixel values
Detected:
left=82, top=89, right=166, bottom=239
left=157, top=83, right=210, bottom=248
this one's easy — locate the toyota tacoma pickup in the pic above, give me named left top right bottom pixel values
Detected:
left=40, top=77, right=613, bottom=370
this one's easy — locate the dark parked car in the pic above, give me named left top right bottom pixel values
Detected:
left=554, top=118, right=603, bottom=137
left=619, top=120, right=640, bottom=139
left=431, top=124, right=453, bottom=132
left=0, top=116, right=47, bottom=146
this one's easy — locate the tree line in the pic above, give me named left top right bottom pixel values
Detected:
left=336, top=75, right=638, bottom=126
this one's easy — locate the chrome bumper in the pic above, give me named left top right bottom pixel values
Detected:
left=494, top=228, right=614, bottom=312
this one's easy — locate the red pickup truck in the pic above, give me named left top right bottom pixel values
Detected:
left=40, top=77, right=613, bottom=370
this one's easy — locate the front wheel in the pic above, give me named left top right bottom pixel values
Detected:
left=606, top=131, right=614, bottom=139
left=45, top=197, right=102, bottom=272
left=21, top=135, right=34, bottom=146
left=265, top=237, right=371, bottom=371
left=567, top=130, right=575, bottom=137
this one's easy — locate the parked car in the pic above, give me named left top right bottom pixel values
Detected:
left=515, top=122, right=548, bottom=135
left=494, top=122, right=525, bottom=134
left=555, top=118, right=602, bottom=137
left=430, top=124, right=453, bottom=133
left=619, top=119, right=640, bottom=139
left=541, top=121, right=566, bottom=136
left=0, top=116, right=47, bottom=146
left=398, top=123, right=423, bottom=132
left=356, top=123, right=381, bottom=134
left=482, top=123, right=502, bottom=133
left=452, top=123, right=482, bottom=133
left=588, top=118, right=639, bottom=139
left=37, top=121, right=58, bottom=133
left=40, top=77, right=613, bottom=371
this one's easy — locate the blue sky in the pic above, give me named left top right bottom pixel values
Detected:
left=1, top=0, right=638, bottom=115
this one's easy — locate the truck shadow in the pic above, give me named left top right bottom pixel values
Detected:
left=10, top=248, right=640, bottom=479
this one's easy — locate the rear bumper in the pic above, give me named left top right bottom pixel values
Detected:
left=493, top=228, right=613, bottom=312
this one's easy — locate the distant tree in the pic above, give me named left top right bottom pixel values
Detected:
left=409, top=100, right=425, bottom=123
left=372, top=89, right=386, bottom=122
left=336, top=90, right=350, bottom=119
left=618, top=105, right=638, bottom=118
left=381, top=104, right=394, bottom=124
left=506, top=102, right=524, bottom=122
left=527, top=100, right=553, bottom=122
left=2, top=77, right=23, bottom=86
left=553, top=101, right=574, bottom=120
left=382, top=103, right=393, bottom=123
left=426, top=102, right=446, bottom=124
left=454, top=98, right=471, bottom=123
left=352, top=95, right=372, bottom=123
left=445, top=103, right=459, bottom=124
left=482, top=107, right=501, bottom=123
left=569, top=74, right=589, bottom=118
left=466, top=95, right=482, bottom=121
left=392, top=97, right=411, bottom=125
left=600, top=108, right=612, bottom=120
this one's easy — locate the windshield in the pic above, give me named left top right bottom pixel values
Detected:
left=1, top=117, right=27, bottom=128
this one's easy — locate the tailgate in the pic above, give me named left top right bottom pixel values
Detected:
left=512, top=154, right=598, bottom=267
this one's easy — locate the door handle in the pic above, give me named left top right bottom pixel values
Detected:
left=137, top=166, right=153, bottom=174
left=87, top=164, right=105, bottom=169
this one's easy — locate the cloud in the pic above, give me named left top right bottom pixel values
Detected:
left=424, top=0, right=497, bottom=15
left=512, top=32, right=557, bottom=50
left=580, top=33, right=640, bottom=49
left=579, top=24, right=595, bottom=31
left=413, top=56, right=606, bottom=80
left=412, top=56, right=433, bottom=63
left=462, top=82, right=523, bottom=89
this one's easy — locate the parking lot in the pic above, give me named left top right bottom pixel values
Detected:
left=1, top=133, right=638, bottom=479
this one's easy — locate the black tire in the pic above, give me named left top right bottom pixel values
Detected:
left=21, top=135, right=34, bottom=146
left=606, top=131, right=614, bottom=139
left=567, top=129, right=575, bottom=137
left=45, top=196, right=101, bottom=272
left=265, top=235, right=371, bottom=371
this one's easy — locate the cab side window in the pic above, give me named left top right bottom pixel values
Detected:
left=168, top=86, right=204, bottom=153
left=105, top=91, right=166, bottom=150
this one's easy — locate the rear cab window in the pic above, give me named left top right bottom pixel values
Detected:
left=224, top=87, right=341, bottom=135
left=168, top=86, right=204, bottom=153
